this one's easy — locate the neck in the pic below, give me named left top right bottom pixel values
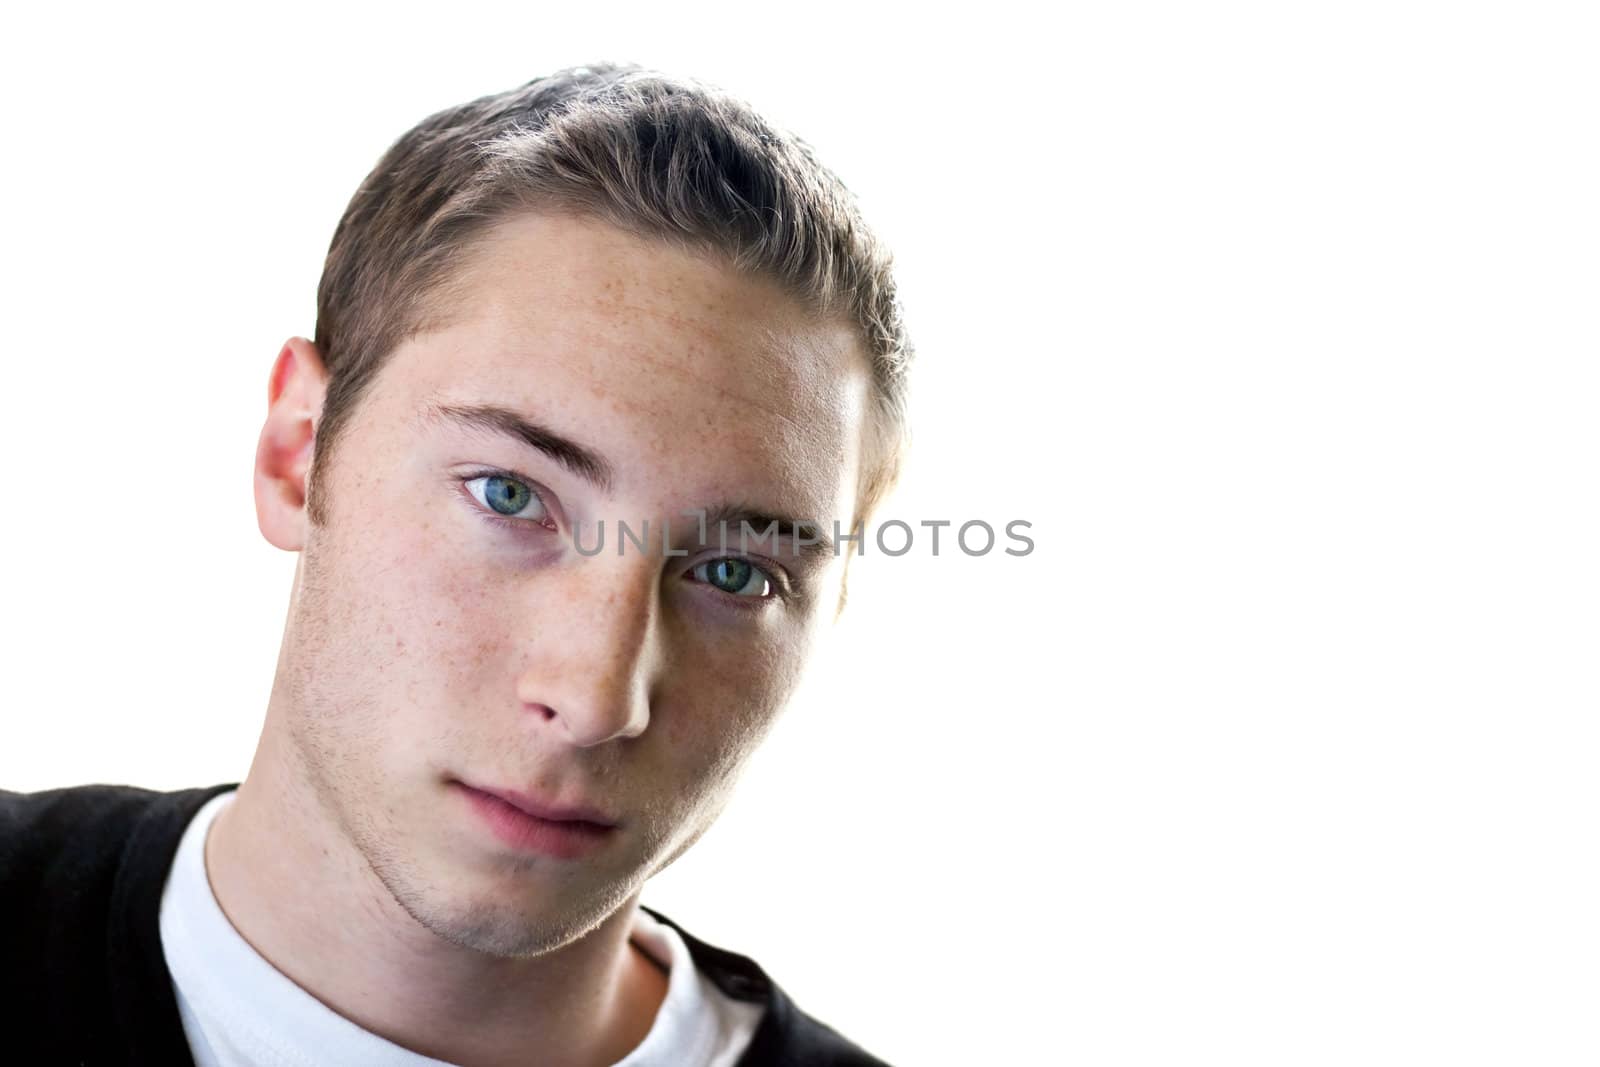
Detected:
left=205, top=717, right=668, bottom=1067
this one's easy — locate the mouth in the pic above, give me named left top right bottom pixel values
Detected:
left=450, top=781, right=618, bottom=860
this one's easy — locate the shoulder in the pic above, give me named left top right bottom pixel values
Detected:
left=0, top=782, right=236, bottom=1053
left=0, top=781, right=237, bottom=901
left=0, top=781, right=189, bottom=839
left=0, top=781, right=234, bottom=930
left=641, top=905, right=895, bottom=1067
left=0, top=783, right=169, bottom=894
left=0, top=782, right=234, bottom=883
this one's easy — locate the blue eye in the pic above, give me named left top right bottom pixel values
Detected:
left=464, top=474, right=551, bottom=525
left=690, top=558, right=773, bottom=598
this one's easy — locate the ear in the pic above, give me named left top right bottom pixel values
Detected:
left=834, top=541, right=856, bottom=622
left=254, top=337, right=329, bottom=551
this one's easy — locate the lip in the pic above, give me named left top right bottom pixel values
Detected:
left=452, top=781, right=618, bottom=860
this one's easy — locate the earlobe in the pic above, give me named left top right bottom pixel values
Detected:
left=253, top=337, right=329, bottom=551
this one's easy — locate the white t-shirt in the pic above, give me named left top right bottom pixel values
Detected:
left=158, top=791, right=763, bottom=1067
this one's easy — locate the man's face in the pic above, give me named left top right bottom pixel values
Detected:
left=280, top=211, right=869, bottom=956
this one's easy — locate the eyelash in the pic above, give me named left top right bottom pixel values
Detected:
left=689, top=559, right=792, bottom=609
left=457, top=468, right=796, bottom=607
left=459, top=467, right=559, bottom=533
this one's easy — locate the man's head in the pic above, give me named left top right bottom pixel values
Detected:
left=251, top=65, right=910, bottom=959
left=309, top=63, right=911, bottom=534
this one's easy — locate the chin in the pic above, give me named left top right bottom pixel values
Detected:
left=421, top=901, right=579, bottom=960
left=389, top=862, right=642, bottom=961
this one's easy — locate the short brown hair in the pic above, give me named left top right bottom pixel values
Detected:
left=306, top=63, right=912, bottom=529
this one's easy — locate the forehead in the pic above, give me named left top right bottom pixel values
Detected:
left=380, top=211, right=870, bottom=519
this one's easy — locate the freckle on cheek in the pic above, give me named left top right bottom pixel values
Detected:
left=662, top=717, right=684, bottom=746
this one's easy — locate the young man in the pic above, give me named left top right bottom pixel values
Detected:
left=0, top=64, right=911, bottom=1066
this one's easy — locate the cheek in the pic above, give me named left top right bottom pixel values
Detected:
left=379, top=522, right=530, bottom=699
left=638, top=630, right=815, bottom=868
left=302, top=510, right=512, bottom=729
left=658, top=620, right=814, bottom=780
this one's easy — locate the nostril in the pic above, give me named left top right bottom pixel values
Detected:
left=525, top=702, right=558, bottom=721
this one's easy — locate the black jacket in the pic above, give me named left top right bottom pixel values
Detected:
left=0, top=783, right=888, bottom=1066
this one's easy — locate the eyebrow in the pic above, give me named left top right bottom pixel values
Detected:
left=420, top=401, right=615, bottom=493
left=420, top=400, right=836, bottom=564
left=696, top=502, right=839, bottom=567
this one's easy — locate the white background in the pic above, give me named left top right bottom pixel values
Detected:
left=2, top=2, right=1596, bottom=1064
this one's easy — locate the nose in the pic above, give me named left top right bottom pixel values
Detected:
left=514, top=553, right=660, bottom=748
